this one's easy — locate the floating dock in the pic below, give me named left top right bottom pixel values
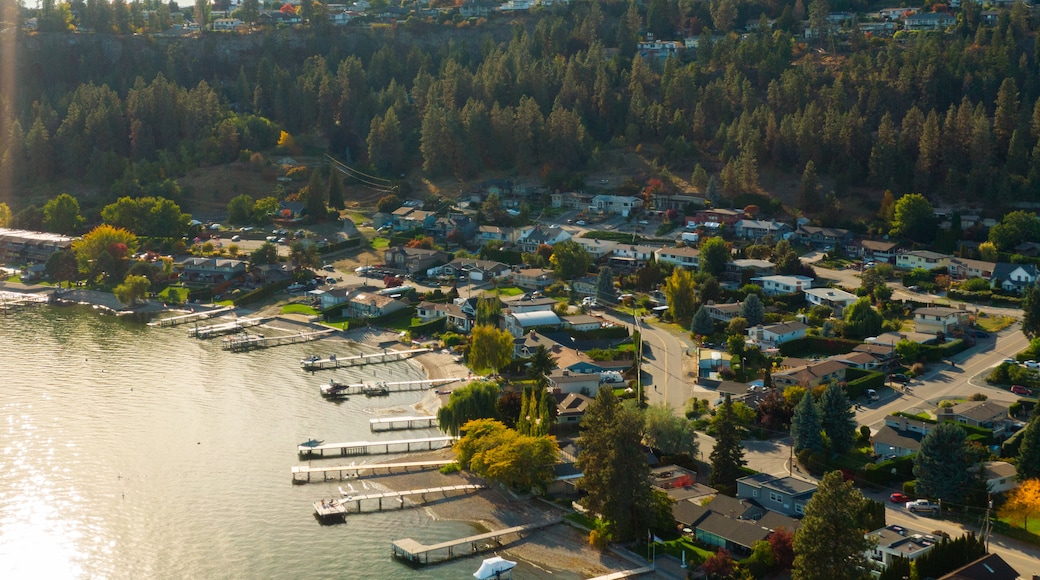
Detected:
left=148, top=306, right=234, bottom=327
left=301, top=348, right=431, bottom=371
left=223, top=328, right=335, bottom=352
left=391, top=520, right=561, bottom=565
left=297, top=436, right=456, bottom=458
left=320, top=377, right=461, bottom=399
left=0, top=291, right=51, bottom=313
left=291, top=459, right=454, bottom=484
left=312, top=484, right=485, bottom=522
left=188, top=317, right=266, bottom=338
left=370, top=416, right=438, bottom=432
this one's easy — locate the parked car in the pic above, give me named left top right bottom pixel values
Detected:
left=1004, top=358, right=1018, bottom=365
left=1025, top=360, right=1040, bottom=369
left=230, top=235, right=241, bottom=242
left=576, top=220, right=587, bottom=226
left=890, top=374, right=911, bottom=384
left=972, top=330, right=990, bottom=338
left=323, top=264, right=336, bottom=271
left=1011, top=385, right=1033, bottom=396
left=905, top=500, right=941, bottom=514
left=890, top=493, right=909, bottom=504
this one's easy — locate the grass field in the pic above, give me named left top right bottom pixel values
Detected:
left=371, top=237, right=390, bottom=250
left=977, top=315, right=1016, bottom=332
left=999, top=514, right=1040, bottom=535
left=282, top=304, right=318, bottom=315
left=158, top=286, right=189, bottom=304
left=494, top=286, right=525, bottom=296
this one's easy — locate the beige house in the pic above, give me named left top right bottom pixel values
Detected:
left=913, top=306, right=970, bottom=335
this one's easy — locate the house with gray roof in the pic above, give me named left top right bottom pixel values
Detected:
left=992, top=262, right=1038, bottom=294
left=865, top=525, right=938, bottom=571
left=872, top=414, right=933, bottom=458
left=937, top=400, right=1012, bottom=438
left=503, top=310, right=562, bottom=337
left=736, top=473, right=817, bottom=517
left=734, top=219, right=792, bottom=240
left=671, top=494, right=801, bottom=557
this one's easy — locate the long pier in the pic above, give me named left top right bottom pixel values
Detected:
left=312, top=484, right=484, bottom=522
left=188, top=317, right=266, bottom=338
left=297, top=436, right=456, bottom=458
left=320, top=377, right=462, bottom=398
left=291, top=459, right=453, bottom=484
left=223, top=328, right=335, bottom=352
left=391, top=520, right=561, bottom=565
left=148, top=306, right=234, bottom=327
left=301, top=348, right=431, bottom=371
left=370, top=416, right=438, bottom=432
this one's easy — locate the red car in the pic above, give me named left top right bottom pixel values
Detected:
left=1011, top=385, right=1034, bottom=396
left=890, top=493, right=909, bottom=503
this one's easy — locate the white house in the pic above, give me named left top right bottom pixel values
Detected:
left=562, top=314, right=602, bottom=332
left=516, top=225, right=573, bottom=252
left=751, top=275, right=814, bottom=296
left=992, top=263, right=1039, bottom=294
left=476, top=225, right=519, bottom=246
left=865, top=525, right=937, bottom=571
left=747, top=321, right=809, bottom=346
left=503, top=295, right=556, bottom=313
left=913, top=306, right=970, bottom=335
left=981, top=461, right=1018, bottom=494
left=503, top=310, right=562, bottom=337
left=589, top=195, right=643, bottom=217
left=733, top=219, right=792, bottom=240
left=574, top=238, right=618, bottom=259
left=654, top=246, right=700, bottom=269
left=803, top=287, right=858, bottom=313
left=212, top=17, right=244, bottom=31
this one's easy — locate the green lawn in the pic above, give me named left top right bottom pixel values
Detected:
left=158, top=286, right=189, bottom=304
left=651, top=537, right=713, bottom=566
left=494, top=286, right=525, bottom=296
left=977, top=315, right=1016, bottom=332
left=371, top=237, right=390, bottom=250
left=282, top=304, right=319, bottom=315
left=999, top=514, right=1040, bottom=535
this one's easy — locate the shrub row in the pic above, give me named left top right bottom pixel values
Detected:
left=318, top=237, right=362, bottom=254
left=232, top=279, right=292, bottom=306
left=567, top=326, right=630, bottom=340
left=409, top=316, right=446, bottom=335
left=778, top=336, right=861, bottom=357
left=845, top=369, right=885, bottom=399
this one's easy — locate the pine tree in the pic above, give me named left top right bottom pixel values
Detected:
left=791, top=391, right=823, bottom=454
left=797, top=160, right=821, bottom=212
left=740, top=294, right=765, bottom=326
left=709, top=394, right=747, bottom=492
left=792, top=471, right=871, bottom=580
left=596, top=266, right=615, bottom=303
left=1022, top=283, right=1040, bottom=340
left=819, top=383, right=856, bottom=454
left=1017, top=412, right=1040, bottom=481
left=326, top=168, right=345, bottom=210
left=914, top=422, right=975, bottom=503
left=517, top=386, right=531, bottom=435
left=692, top=306, right=714, bottom=335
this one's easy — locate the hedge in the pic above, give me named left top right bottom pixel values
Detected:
left=567, top=326, right=630, bottom=340
left=409, top=317, right=445, bottom=335
left=318, top=237, right=362, bottom=254
left=232, top=279, right=293, bottom=306
left=845, top=369, right=884, bottom=399
left=858, top=455, right=915, bottom=485
left=778, top=336, right=861, bottom=357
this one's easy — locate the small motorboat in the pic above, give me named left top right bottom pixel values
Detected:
left=300, top=438, right=324, bottom=448
left=320, top=380, right=353, bottom=397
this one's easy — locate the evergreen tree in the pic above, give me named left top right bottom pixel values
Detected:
left=740, top=294, right=765, bottom=326
left=1022, top=283, right=1040, bottom=340
left=596, top=266, right=615, bottom=303
left=791, top=391, right=823, bottom=454
left=797, top=160, right=821, bottom=212
left=692, top=305, right=714, bottom=335
left=1017, top=412, right=1040, bottom=481
left=709, top=394, right=747, bottom=492
left=792, top=471, right=871, bottom=580
left=914, top=422, right=975, bottom=504
left=326, top=169, right=345, bottom=211
left=819, top=383, right=856, bottom=454
left=302, top=169, right=327, bottom=221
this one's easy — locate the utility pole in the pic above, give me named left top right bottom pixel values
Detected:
left=982, top=494, right=993, bottom=552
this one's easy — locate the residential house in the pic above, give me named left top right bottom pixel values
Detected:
left=562, top=315, right=601, bottom=332
left=1013, top=241, right=1040, bottom=257
left=872, top=415, right=933, bottom=458
left=571, top=276, right=598, bottom=296
left=803, top=287, right=859, bottom=315
left=937, top=400, right=1012, bottom=438
left=503, top=310, right=562, bottom=337
left=853, top=342, right=898, bottom=368
left=514, top=268, right=554, bottom=290
left=514, top=330, right=561, bottom=358
left=904, top=12, right=956, bottom=30
left=981, top=461, right=1018, bottom=494
left=829, top=351, right=884, bottom=371
left=736, top=473, right=817, bottom=517
left=459, top=0, right=494, bottom=16
left=546, top=370, right=601, bottom=395
left=555, top=392, right=594, bottom=423
left=416, top=301, right=448, bottom=323
left=652, top=192, right=706, bottom=211
left=672, top=495, right=801, bottom=557
left=773, top=359, right=847, bottom=388
left=371, top=212, right=393, bottom=229
left=913, top=306, right=970, bottom=335
left=550, top=191, right=594, bottom=210
left=794, top=225, right=854, bottom=250
left=425, top=215, right=476, bottom=242
left=687, top=208, right=744, bottom=226
left=879, top=6, right=917, bottom=19
left=339, top=291, right=407, bottom=319
left=727, top=259, right=776, bottom=278
left=992, top=262, right=1039, bottom=293
left=654, top=246, right=700, bottom=269
left=384, top=246, right=451, bottom=274
left=178, top=257, right=247, bottom=283
left=608, top=244, right=659, bottom=271
left=747, top=321, right=810, bottom=347
left=589, top=195, right=643, bottom=217
left=503, top=295, right=557, bottom=313
left=212, top=17, right=243, bottom=30
left=441, top=258, right=512, bottom=282
left=865, top=525, right=938, bottom=571
left=948, top=258, right=996, bottom=281
left=574, top=238, right=618, bottom=260
left=476, top=225, right=519, bottom=246
left=516, top=225, right=573, bottom=253
left=418, top=300, right=474, bottom=332
left=896, top=250, right=951, bottom=271
left=751, top=275, right=814, bottom=296
left=704, top=302, right=743, bottom=323
left=859, top=21, right=898, bottom=35
left=734, top=219, right=792, bottom=240
left=0, top=228, right=75, bottom=264
left=249, top=263, right=292, bottom=286
left=855, top=240, right=901, bottom=264
left=938, top=554, right=1020, bottom=580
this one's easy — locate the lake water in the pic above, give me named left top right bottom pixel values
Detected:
left=0, top=305, right=569, bottom=578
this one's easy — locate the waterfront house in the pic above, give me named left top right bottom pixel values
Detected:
left=340, top=291, right=407, bottom=319
left=0, top=228, right=75, bottom=264
left=736, top=473, right=817, bottom=517
left=913, top=306, right=970, bottom=335
left=865, top=525, right=937, bottom=571
left=178, top=257, right=247, bottom=283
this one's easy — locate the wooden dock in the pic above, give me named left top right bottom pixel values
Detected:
left=223, top=328, right=335, bottom=352
left=148, top=306, right=234, bottom=327
left=297, top=436, right=456, bottom=458
left=188, top=317, right=266, bottom=338
left=370, top=416, right=438, bottom=432
left=312, top=484, right=484, bottom=522
left=0, top=291, right=51, bottom=313
left=291, top=459, right=453, bottom=484
left=301, top=348, right=431, bottom=371
left=320, top=377, right=461, bottom=399
left=391, top=520, right=561, bottom=565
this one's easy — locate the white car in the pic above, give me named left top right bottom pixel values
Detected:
left=1025, top=361, right=1040, bottom=369
left=230, top=235, right=241, bottom=242
left=576, top=220, right=587, bottom=226
left=639, top=220, right=649, bottom=225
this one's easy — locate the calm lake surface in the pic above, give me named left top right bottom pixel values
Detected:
left=0, top=305, right=570, bottom=579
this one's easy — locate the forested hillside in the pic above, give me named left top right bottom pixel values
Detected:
left=2, top=2, right=1040, bottom=224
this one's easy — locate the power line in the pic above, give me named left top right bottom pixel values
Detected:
left=324, top=154, right=396, bottom=190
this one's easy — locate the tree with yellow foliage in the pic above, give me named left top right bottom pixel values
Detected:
left=998, top=479, right=1040, bottom=530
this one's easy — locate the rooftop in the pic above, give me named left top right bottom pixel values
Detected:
left=738, top=473, right=817, bottom=496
